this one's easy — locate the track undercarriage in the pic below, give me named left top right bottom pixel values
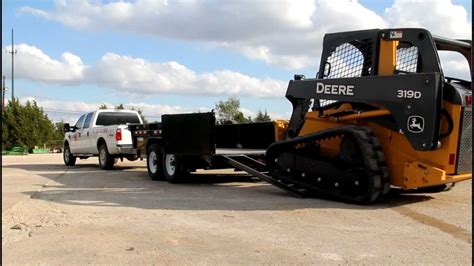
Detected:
left=266, top=126, right=390, bottom=204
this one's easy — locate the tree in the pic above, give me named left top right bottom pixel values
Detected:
left=2, top=98, right=55, bottom=150
left=215, top=96, right=251, bottom=124
left=254, top=109, right=271, bottom=122
left=98, top=103, right=108, bottom=109
left=130, top=106, right=148, bottom=124
left=114, top=103, right=147, bottom=123
left=49, top=121, right=65, bottom=150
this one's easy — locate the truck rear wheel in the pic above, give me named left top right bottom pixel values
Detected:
left=147, top=144, right=165, bottom=180
left=63, top=144, right=76, bottom=166
left=163, top=153, right=188, bottom=183
left=99, top=144, right=115, bottom=170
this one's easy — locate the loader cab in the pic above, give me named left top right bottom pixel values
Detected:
left=284, top=28, right=471, bottom=193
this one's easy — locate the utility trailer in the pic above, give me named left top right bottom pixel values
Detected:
left=128, top=113, right=304, bottom=195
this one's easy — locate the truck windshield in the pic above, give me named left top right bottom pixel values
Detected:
left=95, top=112, right=141, bottom=126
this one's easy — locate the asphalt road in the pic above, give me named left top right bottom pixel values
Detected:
left=2, top=154, right=472, bottom=264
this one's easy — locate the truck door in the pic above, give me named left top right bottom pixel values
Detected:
left=80, top=112, right=94, bottom=154
left=70, top=114, right=85, bottom=153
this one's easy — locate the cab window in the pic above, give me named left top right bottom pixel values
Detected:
left=83, top=113, right=94, bottom=128
left=75, top=114, right=86, bottom=129
left=96, top=112, right=141, bottom=126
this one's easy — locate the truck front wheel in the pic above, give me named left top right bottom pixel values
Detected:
left=147, top=144, right=165, bottom=180
left=98, top=144, right=115, bottom=170
left=163, top=153, right=188, bottom=183
left=63, top=144, right=76, bottom=166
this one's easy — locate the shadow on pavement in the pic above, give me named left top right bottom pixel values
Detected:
left=5, top=163, right=434, bottom=211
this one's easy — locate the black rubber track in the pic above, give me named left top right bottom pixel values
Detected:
left=265, top=126, right=390, bottom=204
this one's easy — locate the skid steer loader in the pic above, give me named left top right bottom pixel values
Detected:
left=265, top=28, right=472, bottom=203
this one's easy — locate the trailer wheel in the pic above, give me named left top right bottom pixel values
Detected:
left=63, top=144, right=76, bottom=166
left=163, top=153, right=188, bottom=183
left=98, top=144, right=115, bottom=170
left=147, top=144, right=164, bottom=180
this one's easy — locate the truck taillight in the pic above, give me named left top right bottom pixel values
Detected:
left=466, top=95, right=472, bottom=106
left=116, top=129, right=122, bottom=141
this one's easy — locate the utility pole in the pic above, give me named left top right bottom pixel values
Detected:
left=2, top=76, right=7, bottom=112
left=6, top=29, right=17, bottom=101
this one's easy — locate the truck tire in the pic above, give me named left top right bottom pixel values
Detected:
left=163, top=153, right=188, bottom=183
left=63, top=144, right=76, bottom=166
left=98, top=144, right=115, bottom=170
left=147, top=144, right=165, bottom=180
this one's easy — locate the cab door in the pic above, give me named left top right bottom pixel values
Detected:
left=69, top=114, right=85, bottom=153
left=80, top=112, right=94, bottom=154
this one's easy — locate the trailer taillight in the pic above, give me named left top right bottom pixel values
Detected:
left=466, top=95, right=472, bottom=106
left=116, top=129, right=122, bottom=141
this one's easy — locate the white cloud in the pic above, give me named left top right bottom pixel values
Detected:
left=438, top=51, right=471, bottom=80
left=19, top=97, right=200, bottom=123
left=19, top=97, right=287, bottom=123
left=240, top=107, right=285, bottom=120
left=384, top=0, right=471, bottom=39
left=3, top=44, right=85, bottom=83
left=19, top=0, right=470, bottom=70
left=19, top=0, right=387, bottom=69
left=2, top=44, right=287, bottom=98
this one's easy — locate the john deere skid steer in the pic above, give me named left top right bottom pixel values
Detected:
left=265, top=28, right=472, bottom=203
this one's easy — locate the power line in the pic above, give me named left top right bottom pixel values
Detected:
left=42, top=107, right=162, bottom=119
left=42, top=108, right=85, bottom=115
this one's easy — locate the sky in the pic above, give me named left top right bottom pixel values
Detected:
left=1, top=0, right=472, bottom=124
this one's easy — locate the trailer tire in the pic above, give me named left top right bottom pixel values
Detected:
left=163, top=153, right=188, bottom=183
left=98, top=144, right=115, bottom=170
left=63, top=144, right=76, bottom=166
left=147, top=144, right=165, bottom=180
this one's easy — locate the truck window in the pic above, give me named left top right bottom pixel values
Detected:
left=75, top=114, right=86, bottom=129
left=95, top=112, right=141, bottom=126
left=83, top=112, right=94, bottom=128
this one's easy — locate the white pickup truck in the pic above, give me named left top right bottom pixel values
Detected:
left=63, top=109, right=143, bottom=170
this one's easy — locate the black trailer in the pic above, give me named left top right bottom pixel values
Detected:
left=128, top=112, right=306, bottom=197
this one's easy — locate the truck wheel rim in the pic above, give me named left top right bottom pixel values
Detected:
left=99, top=148, right=106, bottom=166
left=149, top=151, right=158, bottom=173
left=165, top=154, right=176, bottom=176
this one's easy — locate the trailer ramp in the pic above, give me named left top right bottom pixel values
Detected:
left=220, top=154, right=309, bottom=198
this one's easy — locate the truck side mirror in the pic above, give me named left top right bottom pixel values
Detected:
left=64, top=123, right=70, bottom=133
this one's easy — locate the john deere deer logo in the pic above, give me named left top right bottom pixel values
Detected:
left=407, top=115, right=424, bottom=133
